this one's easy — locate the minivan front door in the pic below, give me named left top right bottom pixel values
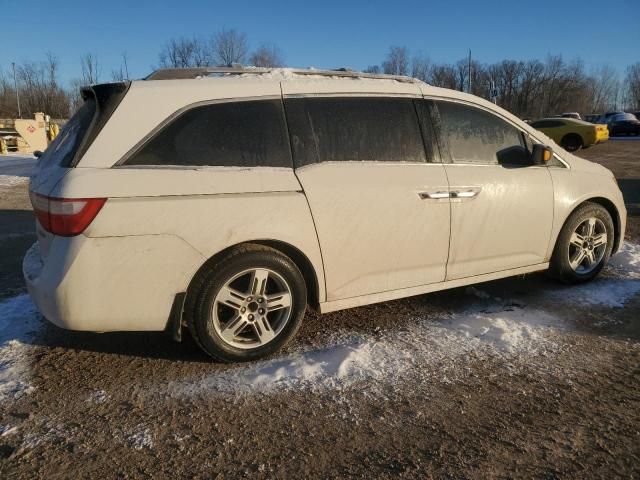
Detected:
left=283, top=95, right=451, bottom=301
left=431, top=99, right=554, bottom=280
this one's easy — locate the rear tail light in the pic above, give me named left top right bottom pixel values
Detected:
left=29, top=192, right=107, bottom=236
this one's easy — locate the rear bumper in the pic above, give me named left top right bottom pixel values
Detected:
left=23, top=234, right=204, bottom=332
left=594, top=130, right=609, bottom=144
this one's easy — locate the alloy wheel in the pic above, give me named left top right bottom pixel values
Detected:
left=567, top=217, right=607, bottom=274
left=211, top=268, right=293, bottom=349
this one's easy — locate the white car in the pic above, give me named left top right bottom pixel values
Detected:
left=24, top=67, right=627, bottom=362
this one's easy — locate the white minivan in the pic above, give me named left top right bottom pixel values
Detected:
left=24, top=67, right=626, bottom=362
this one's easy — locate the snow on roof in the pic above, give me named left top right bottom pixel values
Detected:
left=144, top=66, right=426, bottom=85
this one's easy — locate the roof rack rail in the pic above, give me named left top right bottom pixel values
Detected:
left=145, top=67, right=419, bottom=84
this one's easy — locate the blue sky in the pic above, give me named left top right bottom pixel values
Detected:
left=2, top=0, right=639, bottom=86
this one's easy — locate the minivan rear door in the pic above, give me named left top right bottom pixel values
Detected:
left=283, top=88, right=451, bottom=302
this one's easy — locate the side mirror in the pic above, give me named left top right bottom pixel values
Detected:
left=531, top=144, right=552, bottom=165
left=33, top=150, right=43, bottom=158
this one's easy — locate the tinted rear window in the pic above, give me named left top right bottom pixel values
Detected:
left=125, top=100, right=291, bottom=168
left=285, top=97, right=428, bottom=167
left=530, top=119, right=564, bottom=128
left=38, top=82, right=129, bottom=168
left=38, top=97, right=96, bottom=168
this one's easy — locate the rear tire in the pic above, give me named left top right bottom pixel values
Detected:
left=561, top=134, right=583, bottom=152
left=549, top=202, right=614, bottom=284
left=187, top=244, right=307, bottom=362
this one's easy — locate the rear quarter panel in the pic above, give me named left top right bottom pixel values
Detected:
left=52, top=167, right=326, bottom=311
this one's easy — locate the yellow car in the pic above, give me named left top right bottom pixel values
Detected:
left=529, top=118, right=609, bottom=152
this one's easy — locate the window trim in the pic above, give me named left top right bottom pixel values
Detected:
left=427, top=96, right=569, bottom=169
left=414, top=99, right=442, bottom=164
left=113, top=95, right=288, bottom=169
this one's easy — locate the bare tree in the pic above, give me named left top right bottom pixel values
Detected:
left=430, top=64, right=457, bottom=89
left=122, top=51, right=130, bottom=79
left=159, top=38, right=199, bottom=68
left=157, top=38, right=213, bottom=68
left=411, top=54, right=430, bottom=82
left=81, top=52, right=101, bottom=84
left=624, top=62, right=640, bottom=110
left=6, top=58, right=70, bottom=118
left=0, top=68, right=18, bottom=117
left=212, top=28, right=248, bottom=66
left=364, top=65, right=381, bottom=74
left=382, top=46, right=409, bottom=76
left=112, top=52, right=132, bottom=81
left=586, top=65, right=620, bottom=113
left=111, top=67, right=126, bottom=82
left=249, top=43, right=284, bottom=67
left=68, top=78, right=85, bottom=112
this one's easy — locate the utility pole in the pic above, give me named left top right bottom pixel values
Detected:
left=468, top=49, right=472, bottom=94
left=12, top=62, right=21, bottom=118
left=123, top=52, right=129, bottom=80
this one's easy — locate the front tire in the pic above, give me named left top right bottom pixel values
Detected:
left=561, top=134, right=583, bottom=152
left=549, top=202, right=614, bottom=284
left=188, top=244, right=307, bottom=362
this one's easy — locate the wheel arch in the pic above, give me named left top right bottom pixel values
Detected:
left=184, top=240, right=322, bottom=315
left=555, top=197, right=621, bottom=254
left=588, top=197, right=622, bottom=253
left=561, top=132, right=584, bottom=148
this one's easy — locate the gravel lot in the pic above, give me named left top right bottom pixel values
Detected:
left=1, top=144, right=639, bottom=478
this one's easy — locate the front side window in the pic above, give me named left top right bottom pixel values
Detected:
left=435, top=101, right=529, bottom=166
left=125, top=99, right=291, bottom=168
left=285, top=97, right=428, bottom=167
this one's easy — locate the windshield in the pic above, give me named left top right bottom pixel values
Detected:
left=612, top=113, right=637, bottom=122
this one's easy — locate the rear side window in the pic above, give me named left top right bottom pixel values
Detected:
left=530, top=119, right=564, bottom=128
left=435, top=101, right=526, bottom=165
left=285, top=97, right=428, bottom=167
left=125, top=99, right=291, bottom=168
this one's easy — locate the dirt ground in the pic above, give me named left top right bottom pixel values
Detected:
left=1, top=142, right=639, bottom=479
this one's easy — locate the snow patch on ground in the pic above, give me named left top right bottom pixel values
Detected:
left=0, top=175, right=28, bottom=188
left=0, top=295, right=41, bottom=402
left=124, top=426, right=154, bottom=450
left=607, top=242, right=640, bottom=279
left=85, top=390, right=110, bottom=404
left=0, top=153, right=35, bottom=183
left=0, top=424, right=19, bottom=436
left=439, top=309, right=561, bottom=353
left=171, top=306, right=563, bottom=396
left=542, top=242, right=640, bottom=307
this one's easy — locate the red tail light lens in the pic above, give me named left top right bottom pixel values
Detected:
left=29, top=192, right=107, bottom=236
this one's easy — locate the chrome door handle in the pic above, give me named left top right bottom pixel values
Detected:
left=450, top=187, right=482, bottom=200
left=418, top=191, right=450, bottom=200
